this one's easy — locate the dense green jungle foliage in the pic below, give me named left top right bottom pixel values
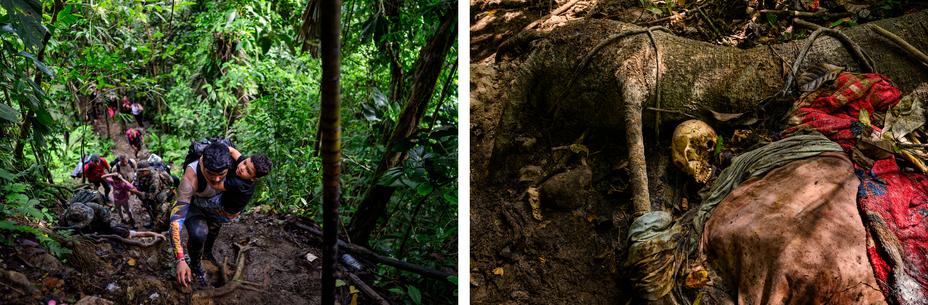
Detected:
left=0, top=0, right=458, bottom=302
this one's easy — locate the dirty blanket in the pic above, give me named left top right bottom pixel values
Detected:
left=781, top=73, right=928, bottom=304
left=703, top=152, right=885, bottom=304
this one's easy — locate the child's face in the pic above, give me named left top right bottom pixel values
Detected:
left=236, top=158, right=259, bottom=181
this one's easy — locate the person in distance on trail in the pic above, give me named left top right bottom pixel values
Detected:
left=168, top=142, right=233, bottom=288
left=83, top=154, right=112, bottom=204
left=126, top=128, right=144, bottom=158
left=131, top=100, right=144, bottom=128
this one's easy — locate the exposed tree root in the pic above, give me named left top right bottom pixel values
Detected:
left=760, top=9, right=853, bottom=19
left=232, top=242, right=256, bottom=280
left=868, top=25, right=928, bottom=67
left=191, top=281, right=263, bottom=300
left=87, top=234, right=163, bottom=248
left=192, top=240, right=264, bottom=300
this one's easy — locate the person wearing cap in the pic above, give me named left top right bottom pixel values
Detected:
left=135, top=160, right=172, bottom=228
left=59, top=201, right=165, bottom=241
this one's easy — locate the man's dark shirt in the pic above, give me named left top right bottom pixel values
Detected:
left=222, top=155, right=255, bottom=215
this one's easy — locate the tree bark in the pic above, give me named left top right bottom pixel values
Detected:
left=319, top=0, right=342, bottom=303
left=347, top=6, right=457, bottom=246
left=493, top=12, right=928, bottom=170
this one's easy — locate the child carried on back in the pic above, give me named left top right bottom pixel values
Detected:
left=213, top=147, right=273, bottom=220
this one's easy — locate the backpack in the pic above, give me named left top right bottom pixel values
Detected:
left=182, top=137, right=235, bottom=170
left=156, top=169, right=174, bottom=190
left=114, top=159, right=136, bottom=174
left=69, top=189, right=104, bottom=206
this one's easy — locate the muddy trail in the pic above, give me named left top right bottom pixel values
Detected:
left=0, top=118, right=378, bottom=305
left=469, top=0, right=928, bottom=304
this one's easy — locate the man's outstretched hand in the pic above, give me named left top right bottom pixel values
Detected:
left=176, top=260, right=191, bottom=287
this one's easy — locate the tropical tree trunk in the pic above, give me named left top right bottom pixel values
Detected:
left=319, top=0, right=342, bottom=303
left=347, top=5, right=457, bottom=246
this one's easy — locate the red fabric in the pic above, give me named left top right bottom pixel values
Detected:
left=781, top=73, right=928, bottom=304
left=83, top=158, right=108, bottom=182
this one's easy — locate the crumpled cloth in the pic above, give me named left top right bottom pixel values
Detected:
left=626, top=211, right=682, bottom=300
left=702, top=152, right=885, bottom=304
left=781, top=72, right=928, bottom=305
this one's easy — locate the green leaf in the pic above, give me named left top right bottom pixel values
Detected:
left=0, top=220, right=17, bottom=230
left=447, top=276, right=458, bottom=284
left=0, top=168, right=13, bottom=180
left=7, top=183, right=27, bottom=192
left=388, top=288, right=405, bottom=295
left=0, top=0, right=47, bottom=51
left=714, top=135, right=723, bottom=156
left=0, top=102, right=19, bottom=124
left=645, top=7, right=663, bottom=14
left=370, top=87, right=388, bottom=107
left=359, top=13, right=381, bottom=45
left=360, top=103, right=381, bottom=121
left=154, top=32, right=164, bottom=38
left=830, top=20, right=845, bottom=27
left=417, top=183, right=433, bottom=196
left=225, top=10, right=237, bottom=27
left=56, top=4, right=79, bottom=25
left=766, top=12, right=777, bottom=25
left=443, top=193, right=457, bottom=205
left=30, top=102, right=54, bottom=126
left=0, top=24, right=15, bottom=34
left=335, top=279, right=346, bottom=287
left=257, top=36, right=272, bottom=55
left=408, top=285, right=422, bottom=305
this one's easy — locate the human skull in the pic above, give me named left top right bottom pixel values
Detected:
left=671, top=120, right=717, bottom=183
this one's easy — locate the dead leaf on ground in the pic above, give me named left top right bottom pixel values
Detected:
left=799, top=63, right=844, bottom=92
left=527, top=187, right=542, bottom=220
left=685, top=270, right=709, bottom=289
left=493, top=267, right=504, bottom=276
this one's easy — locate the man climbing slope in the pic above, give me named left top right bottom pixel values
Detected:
left=168, top=142, right=231, bottom=287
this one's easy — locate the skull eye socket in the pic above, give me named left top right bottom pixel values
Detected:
left=706, top=141, right=714, bottom=148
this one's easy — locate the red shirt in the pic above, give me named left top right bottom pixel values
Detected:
left=83, top=158, right=108, bottom=182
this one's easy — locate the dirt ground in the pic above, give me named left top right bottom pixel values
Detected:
left=469, top=0, right=928, bottom=303
left=0, top=116, right=384, bottom=305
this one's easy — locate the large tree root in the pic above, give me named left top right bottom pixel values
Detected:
left=87, top=234, right=163, bottom=248
left=192, top=240, right=264, bottom=300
